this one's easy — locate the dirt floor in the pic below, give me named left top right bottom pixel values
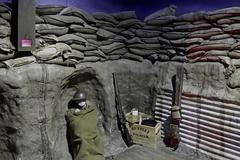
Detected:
left=106, top=144, right=193, bottom=160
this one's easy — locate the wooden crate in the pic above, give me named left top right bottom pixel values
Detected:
left=126, top=112, right=161, bottom=149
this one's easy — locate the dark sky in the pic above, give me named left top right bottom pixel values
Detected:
left=2, top=0, right=240, bottom=19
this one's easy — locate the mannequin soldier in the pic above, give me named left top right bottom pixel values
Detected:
left=65, top=91, right=105, bottom=160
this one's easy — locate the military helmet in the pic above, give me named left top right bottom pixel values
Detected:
left=72, top=91, right=86, bottom=101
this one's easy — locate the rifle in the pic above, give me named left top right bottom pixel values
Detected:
left=112, top=72, right=132, bottom=147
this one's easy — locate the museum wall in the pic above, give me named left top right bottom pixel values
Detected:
left=0, top=2, right=240, bottom=160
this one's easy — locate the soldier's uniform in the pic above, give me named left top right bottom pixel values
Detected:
left=65, top=91, right=105, bottom=160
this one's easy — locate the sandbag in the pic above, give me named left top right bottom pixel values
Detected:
left=42, top=15, right=85, bottom=26
left=96, top=28, right=116, bottom=40
left=100, top=26, right=124, bottom=34
left=33, top=43, right=72, bottom=61
left=70, top=43, right=97, bottom=52
left=0, top=17, right=9, bottom=26
left=187, top=27, right=223, bottom=39
left=223, top=23, right=240, bottom=33
left=58, top=34, right=88, bottom=46
left=131, top=29, right=160, bottom=38
left=142, top=25, right=173, bottom=32
left=0, top=12, right=11, bottom=21
left=36, top=5, right=65, bottom=15
left=43, top=56, right=77, bottom=67
left=112, top=11, right=137, bottom=20
left=210, top=7, right=240, bottom=15
left=177, top=11, right=206, bottom=22
left=146, top=16, right=176, bottom=26
left=99, top=42, right=125, bottom=54
left=187, top=43, right=231, bottom=53
left=231, top=59, right=240, bottom=68
left=40, top=34, right=58, bottom=44
left=126, top=37, right=143, bottom=44
left=144, top=5, right=176, bottom=22
left=187, top=50, right=206, bottom=59
left=107, top=54, right=122, bottom=60
left=93, top=12, right=118, bottom=25
left=147, top=54, right=169, bottom=62
left=210, top=34, right=231, bottom=40
left=0, top=51, right=15, bottom=61
left=63, top=50, right=84, bottom=60
left=229, top=50, right=240, bottom=59
left=129, top=48, right=156, bottom=57
left=205, top=13, right=232, bottom=22
left=81, top=56, right=102, bottom=62
left=171, top=55, right=188, bottom=62
left=36, top=24, right=69, bottom=36
left=122, top=52, right=143, bottom=62
left=162, top=32, right=186, bottom=40
left=108, top=48, right=128, bottom=56
left=117, top=19, right=144, bottom=28
left=120, top=30, right=135, bottom=39
left=0, top=37, right=15, bottom=52
left=173, top=23, right=211, bottom=32
left=201, top=38, right=236, bottom=45
left=75, top=33, right=97, bottom=40
left=0, top=25, right=10, bottom=37
left=59, top=7, right=96, bottom=24
left=141, top=37, right=170, bottom=44
left=83, top=50, right=107, bottom=58
left=95, top=20, right=115, bottom=27
left=0, top=3, right=11, bottom=13
left=112, top=36, right=128, bottom=43
left=70, top=24, right=97, bottom=34
left=205, top=50, right=229, bottom=57
left=170, top=38, right=203, bottom=46
left=35, top=15, right=45, bottom=24
left=128, top=43, right=161, bottom=50
left=2, top=56, right=36, bottom=68
left=35, top=38, right=46, bottom=49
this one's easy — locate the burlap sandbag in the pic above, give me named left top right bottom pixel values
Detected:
left=187, top=27, right=223, bottom=39
left=43, top=56, right=77, bottom=67
left=95, top=20, right=115, bottom=28
left=162, top=32, right=186, bottom=40
left=63, top=50, right=84, bottom=61
left=187, top=51, right=206, bottom=59
left=0, top=12, right=11, bottom=21
left=35, top=38, right=46, bottom=49
left=35, top=15, right=45, bottom=24
left=126, top=37, right=143, bottom=44
left=40, top=34, right=58, bottom=44
left=210, top=34, right=231, bottom=40
left=0, top=3, right=11, bottom=13
left=142, top=25, right=173, bottom=32
left=0, top=17, right=9, bottom=26
left=128, top=43, right=161, bottom=50
left=107, top=54, right=122, bottom=60
left=2, top=56, right=36, bottom=68
left=0, top=37, right=15, bottom=52
left=70, top=24, right=97, bottom=34
left=58, top=34, right=88, bottom=46
left=146, top=15, right=176, bottom=26
left=36, top=5, right=65, bottom=15
left=141, top=37, right=170, bottom=45
left=147, top=53, right=170, bottom=62
left=205, top=13, right=232, bottom=22
left=129, top=48, right=156, bottom=57
left=75, top=33, right=97, bottom=40
left=83, top=50, right=107, bottom=58
left=108, top=48, right=128, bottom=56
left=112, top=11, right=137, bottom=20
left=93, top=12, right=118, bottom=25
left=173, top=23, right=211, bottom=32
left=201, top=38, right=236, bottom=45
left=120, top=30, right=135, bottom=39
left=144, top=5, right=176, bottom=22
left=81, top=56, right=102, bottom=62
left=96, top=28, right=116, bottom=40
left=170, top=38, right=203, bottom=47
left=100, top=26, right=124, bottom=34
left=36, top=24, right=69, bottom=36
left=42, top=15, right=85, bottom=26
left=131, top=29, right=160, bottom=38
left=33, top=43, right=72, bottom=61
left=59, top=7, right=96, bottom=24
left=223, top=23, right=240, bottom=34
left=0, top=51, right=15, bottom=61
left=122, top=52, right=143, bottom=62
left=99, top=42, right=125, bottom=54
left=70, top=44, right=97, bottom=52
left=177, top=11, right=206, bottom=22
left=171, top=55, right=188, bottom=62
left=229, top=50, right=240, bottom=59
left=0, top=25, right=10, bottom=37
left=117, top=19, right=144, bottom=28
left=187, top=43, right=231, bottom=53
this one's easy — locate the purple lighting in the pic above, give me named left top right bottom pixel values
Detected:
left=22, top=39, right=32, bottom=47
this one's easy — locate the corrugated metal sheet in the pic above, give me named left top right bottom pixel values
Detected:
left=155, top=89, right=240, bottom=160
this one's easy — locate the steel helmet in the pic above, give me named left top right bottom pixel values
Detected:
left=71, top=91, right=86, bottom=101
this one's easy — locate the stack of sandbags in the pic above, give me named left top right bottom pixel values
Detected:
left=0, top=3, right=14, bottom=63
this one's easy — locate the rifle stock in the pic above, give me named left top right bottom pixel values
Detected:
left=112, top=73, right=132, bottom=146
